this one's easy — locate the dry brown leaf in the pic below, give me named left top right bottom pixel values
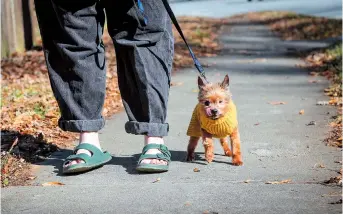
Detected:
left=265, top=179, right=291, bottom=184
left=314, top=163, right=325, bottom=168
left=42, top=181, right=65, bottom=186
left=323, top=176, right=342, bottom=185
left=152, top=178, right=161, bottom=183
left=27, top=176, right=36, bottom=180
left=330, top=122, right=338, bottom=127
left=268, top=101, right=286, bottom=105
left=299, top=109, right=305, bottom=115
left=193, top=168, right=200, bottom=172
left=244, top=179, right=252, bottom=183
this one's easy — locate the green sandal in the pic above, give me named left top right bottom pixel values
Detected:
left=62, top=143, right=112, bottom=174
left=136, top=144, right=171, bottom=173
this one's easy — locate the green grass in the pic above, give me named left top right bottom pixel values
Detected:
left=195, top=27, right=210, bottom=39
left=33, top=103, right=46, bottom=118
left=326, top=43, right=342, bottom=82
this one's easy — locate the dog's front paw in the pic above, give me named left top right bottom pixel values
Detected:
left=224, top=150, right=232, bottom=157
left=232, top=156, right=243, bottom=166
left=205, top=152, right=214, bottom=163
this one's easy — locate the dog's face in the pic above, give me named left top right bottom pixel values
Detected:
left=197, top=75, right=231, bottom=120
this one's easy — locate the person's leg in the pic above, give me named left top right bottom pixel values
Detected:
left=34, top=0, right=106, bottom=167
left=104, top=0, right=174, bottom=166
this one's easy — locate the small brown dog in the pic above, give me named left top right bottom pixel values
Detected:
left=186, top=75, right=243, bottom=166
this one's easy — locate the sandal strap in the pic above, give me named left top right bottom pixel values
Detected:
left=139, top=144, right=171, bottom=163
left=65, top=153, right=91, bottom=163
left=73, top=143, right=102, bottom=156
left=138, top=153, right=170, bottom=163
left=142, top=144, right=171, bottom=156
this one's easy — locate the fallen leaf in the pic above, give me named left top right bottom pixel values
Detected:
left=316, top=101, right=329, bottom=106
left=321, top=191, right=342, bottom=197
left=3, top=178, right=9, bottom=186
left=329, top=199, right=342, bottom=205
left=306, top=121, right=316, bottom=126
left=299, top=109, right=305, bottom=115
left=42, top=181, right=65, bottom=186
left=192, top=89, right=199, bottom=93
left=193, top=168, right=200, bottom=172
left=27, top=176, right=36, bottom=180
left=318, top=164, right=325, bottom=168
left=323, top=176, right=342, bottom=185
left=314, top=163, right=325, bottom=168
left=152, top=177, right=161, bottom=183
left=185, top=202, right=191, bottom=206
left=268, top=101, right=286, bottom=105
left=203, top=210, right=210, bottom=214
left=334, top=161, right=342, bottom=164
left=330, top=122, right=338, bottom=127
left=254, top=123, right=260, bottom=126
left=265, top=179, right=291, bottom=184
left=308, top=80, right=319, bottom=83
left=244, top=179, right=252, bottom=183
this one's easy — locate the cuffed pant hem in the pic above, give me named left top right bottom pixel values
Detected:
left=58, top=118, right=105, bottom=132
left=125, top=121, right=169, bottom=136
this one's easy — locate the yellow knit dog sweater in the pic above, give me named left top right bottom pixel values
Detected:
left=186, top=101, right=238, bottom=138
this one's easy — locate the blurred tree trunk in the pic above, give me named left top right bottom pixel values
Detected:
left=1, top=0, right=39, bottom=58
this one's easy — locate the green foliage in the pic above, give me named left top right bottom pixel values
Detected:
left=327, top=43, right=342, bottom=83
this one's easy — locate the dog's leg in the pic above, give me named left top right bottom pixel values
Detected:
left=187, top=136, right=200, bottom=161
left=201, top=129, right=214, bottom=163
left=230, top=128, right=243, bottom=166
left=220, top=137, right=232, bottom=157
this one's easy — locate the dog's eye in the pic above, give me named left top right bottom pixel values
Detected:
left=204, top=101, right=210, bottom=106
left=219, top=100, right=223, bottom=103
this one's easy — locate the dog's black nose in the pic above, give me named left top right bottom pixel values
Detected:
left=211, top=109, right=218, bottom=115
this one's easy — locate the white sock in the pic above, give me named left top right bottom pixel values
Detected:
left=144, top=136, right=164, bottom=145
left=79, top=132, right=101, bottom=150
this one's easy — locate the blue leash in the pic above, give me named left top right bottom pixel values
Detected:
left=136, top=0, right=209, bottom=83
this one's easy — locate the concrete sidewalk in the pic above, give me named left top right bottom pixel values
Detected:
left=1, top=21, right=342, bottom=214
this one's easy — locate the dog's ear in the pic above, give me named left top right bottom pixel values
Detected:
left=220, top=75, right=229, bottom=88
left=198, top=76, right=205, bottom=89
